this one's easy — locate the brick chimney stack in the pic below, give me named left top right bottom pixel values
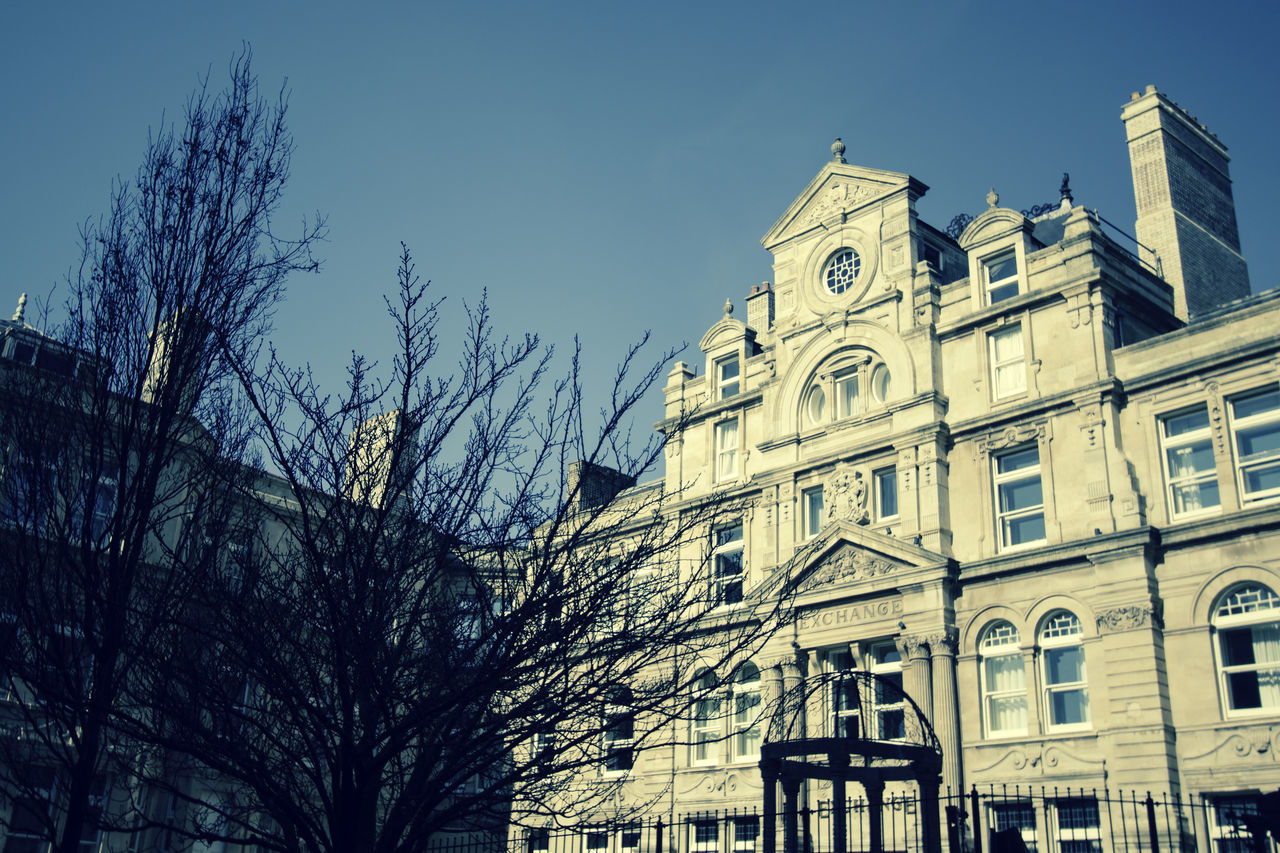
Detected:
left=1121, top=85, right=1250, bottom=321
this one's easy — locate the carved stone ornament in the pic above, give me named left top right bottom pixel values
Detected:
left=972, top=743, right=1104, bottom=776
left=923, top=629, right=959, bottom=656
left=676, top=770, right=758, bottom=797
left=805, top=181, right=879, bottom=225
left=978, top=422, right=1046, bottom=453
left=801, top=545, right=898, bottom=590
left=1184, top=727, right=1279, bottom=765
left=825, top=464, right=870, bottom=525
left=899, top=634, right=931, bottom=660
left=1095, top=603, right=1162, bottom=634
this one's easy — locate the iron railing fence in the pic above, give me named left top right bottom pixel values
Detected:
left=424, top=787, right=1277, bottom=853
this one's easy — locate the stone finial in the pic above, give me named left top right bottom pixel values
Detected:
left=986, top=188, right=999, bottom=208
left=723, top=298, right=734, bottom=317
left=12, top=293, right=26, bottom=324
left=1060, top=172, right=1074, bottom=206
left=831, top=138, right=847, bottom=164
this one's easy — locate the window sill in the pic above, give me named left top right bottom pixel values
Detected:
left=1221, top=706, right=1280, bottom=720
left=997, top=538, right=1048, bottom=554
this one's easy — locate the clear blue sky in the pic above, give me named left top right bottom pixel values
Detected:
left=3, top=1, right=1277, bottom=427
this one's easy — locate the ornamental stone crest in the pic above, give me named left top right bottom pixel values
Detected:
left=826, top=464, right=870, bottom=525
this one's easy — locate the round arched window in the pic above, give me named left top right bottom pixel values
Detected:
left=1213, top=584, right=1280, bottom=715
left=806, top=385, right=826, bottom=425
left=1039, top=611, right=1088, bottom=729
left=979, top=621, right=1027, bottom=735
left=824, top=249, right=861, bottom=295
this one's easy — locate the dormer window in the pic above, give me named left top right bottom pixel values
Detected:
left=716, top=356, right=740, bottom=399
left=823, top=249, right=862, bottom=295
left=983, top=250, right=1020, bottom=303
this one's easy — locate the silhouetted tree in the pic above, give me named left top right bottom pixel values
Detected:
left=139, top=245, right=790, bottom=853
left=0, top=50, right=322, bottom=853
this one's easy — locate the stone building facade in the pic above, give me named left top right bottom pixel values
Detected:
left=595, top=86, right=1280, bottom=849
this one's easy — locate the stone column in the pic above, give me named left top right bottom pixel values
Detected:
left=898, top=635, right=933, bottom=720
left=781, top=656, right=804, bottom=741
left=928, top=630, right=963, bottom=795
left=764, top=662, right=785, bottom=743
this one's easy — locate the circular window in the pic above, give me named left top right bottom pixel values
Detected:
left=806, top=386, right=826, bottom=424
left=871, top=363, right=891, bottom=402
left=824, top=249, right=861, bottom=295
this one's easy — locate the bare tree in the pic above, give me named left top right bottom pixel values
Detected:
left=0, top=51, right=322, bottom=853
left=137, top=245, right=790, bottom=853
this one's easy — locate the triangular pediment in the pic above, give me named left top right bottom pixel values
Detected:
left=783, top=521, right=950, bottom=595
left=761, top=162, right=924, bottom=251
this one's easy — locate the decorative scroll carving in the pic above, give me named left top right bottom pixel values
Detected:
left=826, top=464, right=870, bottom=525
left=972, top=743, right=1105, bottom=776
left=1096, top=603, right=1163, bottom=634
left=1183, top=728, right=1279, bottom=765
left=675, top=771, right=759, bottom=797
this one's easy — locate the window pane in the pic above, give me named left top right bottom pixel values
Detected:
left=1005, top=514, right=1045, bottom=545
left=716, top=524, right=743, bottom=547
left=999, top=478, right=1043, bottom=512
left=988, top=694, right=1028, bottom=731
left=804, top=487, right=824, bottom=537
left=1221, top=628, right=1259, bottom=667
left=1226, top=671, right=1263, bottom=710
left=996, top=447, right=1039, bottom=474
left=985, top=252, right=1018, bottom=283
left=991, top=327, right=1023, bottom=362
left=1172, top=479, right=1220, bottom=514
left=984, top=654, right=1026, bottom=692
left=1242, top=462, right=1280, bottom=495
left=876, top=469, right=897, bottom=518
left=1235, top=423, right=1280, bottom=460
left=837, top=376, right=859, bottom=418
left=1232, top=388, right=1280, bottom=420
left=1050, top=688, right=1089, bottom=725
left=994, top=364, right=1026, bottom=397
left=1166, top=442, right=1215, bottom=478
left=1046, top=646, right=1085, bottom=684
left=1163, top=407, right=1209, bottom=437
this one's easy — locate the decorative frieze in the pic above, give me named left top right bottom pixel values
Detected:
left=1095, top=603, right=1163, bottom=633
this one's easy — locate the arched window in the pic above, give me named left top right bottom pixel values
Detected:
left=691, top=669, right=720, bottom=765
left=1040, top=611, right=1089, bottom=729
left=1213, top=584, right=1280, bottom=715
left=802, top=352, right=892, bottom=428
left=731, top=663, right=761, bottom=760
left=980, top=621, right=1027, bottom=736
